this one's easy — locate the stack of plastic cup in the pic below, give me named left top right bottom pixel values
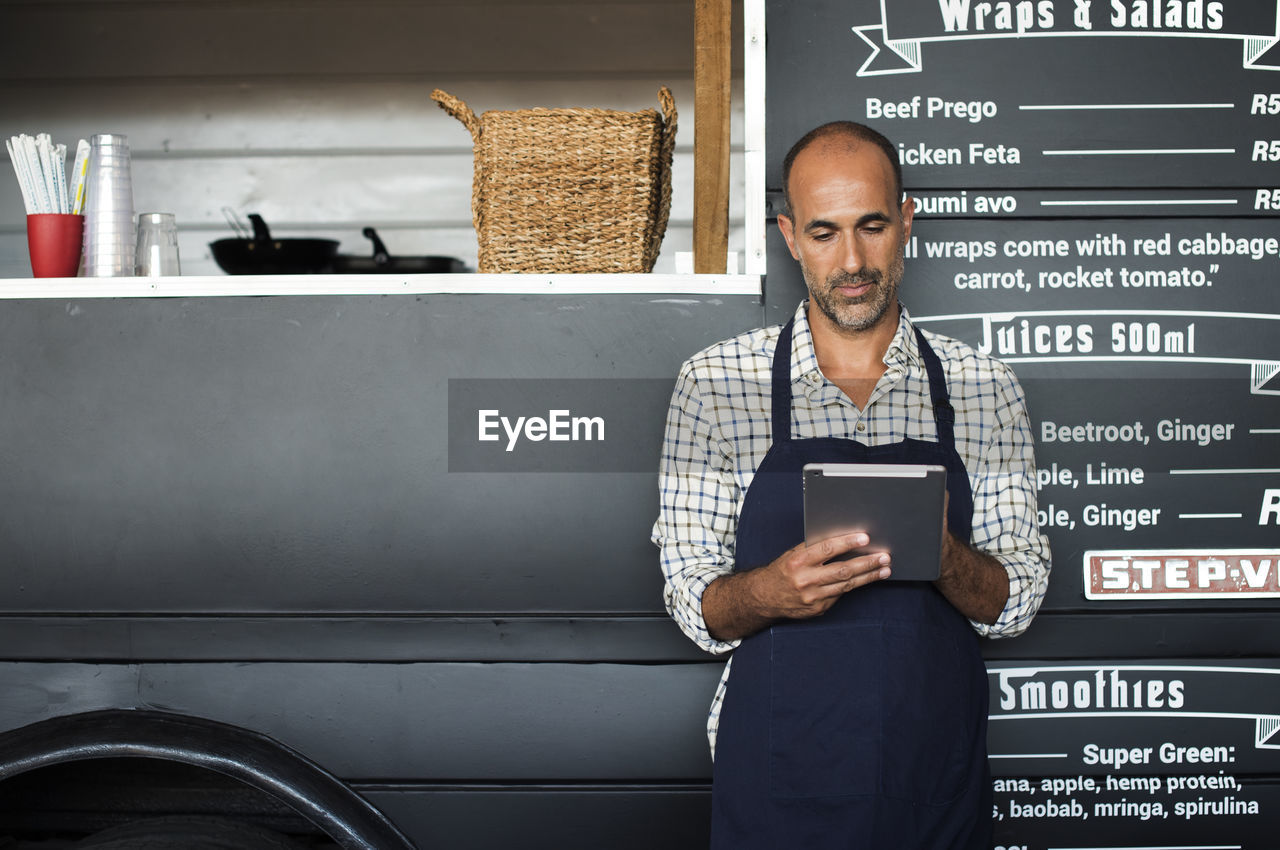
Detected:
left=81, top=133, right=136, bottom=277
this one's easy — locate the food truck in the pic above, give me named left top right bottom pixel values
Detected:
left=1, top=0, right=1277, bottom=846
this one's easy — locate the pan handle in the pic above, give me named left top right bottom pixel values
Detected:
left=362, top=227, right=392, bottom=266
left=248, top=213, right=273, bottom=243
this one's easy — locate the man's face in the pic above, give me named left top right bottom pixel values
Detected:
left=778, top=138, right=913, bottom=335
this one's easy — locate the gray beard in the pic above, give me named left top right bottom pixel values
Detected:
left=810, top=268, right=897, bottom=332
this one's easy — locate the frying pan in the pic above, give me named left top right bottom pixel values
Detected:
left=332, top=227, right=465, bottom=274
left=210, top=214, right=339, bottom=275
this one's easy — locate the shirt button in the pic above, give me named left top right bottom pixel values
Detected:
left=856, top=423, right=866, bottom=432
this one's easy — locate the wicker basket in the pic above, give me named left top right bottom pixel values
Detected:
left=431, top=88, right=677, bottom=274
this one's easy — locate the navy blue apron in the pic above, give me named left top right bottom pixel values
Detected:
left=710, top=318, right=992, bottom=849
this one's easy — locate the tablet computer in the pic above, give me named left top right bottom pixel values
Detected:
left=802, top=463, right=947, bottom=581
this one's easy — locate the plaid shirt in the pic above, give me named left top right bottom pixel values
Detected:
left=652, top=300, right=1052, bottom=755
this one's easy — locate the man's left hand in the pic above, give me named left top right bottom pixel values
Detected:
left=934, top=491, right=1009, bottom=624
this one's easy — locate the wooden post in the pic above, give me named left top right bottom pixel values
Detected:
left=694, top=0, right=731, bottom=274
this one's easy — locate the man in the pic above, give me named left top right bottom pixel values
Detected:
left=652, top=121, right=1051, bottom=848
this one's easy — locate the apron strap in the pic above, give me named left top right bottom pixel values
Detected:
left=770, top=318, right=796, bottom=443
left=914, top=326, right=956, bottom=451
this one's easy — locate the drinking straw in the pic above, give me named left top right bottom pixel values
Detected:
left=22, top=136, right=51, bottom=213
left=28, top=136, right=50, bottom=213
left=40, top=135, right=66, bottom=213
left=52, top=141, right=68, bottom=213
left=69, top=139, right=89, bottom=215
left=6, top=136, right=38, bottom=214
left=36, top=134, right=58, bottom=212
left=7, top=133, right=76, bottom=215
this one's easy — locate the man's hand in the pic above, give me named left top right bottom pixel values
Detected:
left=934, top=492, right=1010, bottom=624
left=702, top=533, right=891, bottom=642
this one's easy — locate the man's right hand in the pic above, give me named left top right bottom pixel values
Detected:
left=702, top=533, right=892, bottom=642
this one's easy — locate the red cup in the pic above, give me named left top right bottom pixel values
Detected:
left=27, top=214, right=85, bottom=278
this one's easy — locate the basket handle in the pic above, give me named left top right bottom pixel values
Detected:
left=431, top=89, right=482, bottom=143
left=657, top=86, right=678, bottom=154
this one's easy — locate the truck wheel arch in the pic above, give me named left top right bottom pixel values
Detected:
left=0, top=709, right=416, bottom=850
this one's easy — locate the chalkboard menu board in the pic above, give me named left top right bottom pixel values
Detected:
left=765, top=0, right=1280, bottom=844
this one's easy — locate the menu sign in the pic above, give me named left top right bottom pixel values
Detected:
left=766, top=0, right=1280, bottom=843
left=765, top=0, right=1280, bottom=605
left=864, top=1, right=1280, bottom=77
left=768, top=1, right=1280, bottom=191
left=988, top=662, right=1280, bottom=846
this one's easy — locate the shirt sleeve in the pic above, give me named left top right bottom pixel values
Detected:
left=651, top=360, right=742, bottom=655
left=966, top=362, right=1052, bottom=638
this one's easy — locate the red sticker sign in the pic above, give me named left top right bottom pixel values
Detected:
left=1085, top=550, right=1280, bottom=600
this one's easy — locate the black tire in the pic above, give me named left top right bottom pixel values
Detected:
left=75, top=816, right=308, bottom=850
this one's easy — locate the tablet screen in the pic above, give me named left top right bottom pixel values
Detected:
left=802, top=463, right=947, bottom=581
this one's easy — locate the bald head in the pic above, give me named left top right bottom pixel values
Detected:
left=781, top=122, right=902, bottom=217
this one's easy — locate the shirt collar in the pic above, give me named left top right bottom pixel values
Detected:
left=781, top=300, right=923, bottom=389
